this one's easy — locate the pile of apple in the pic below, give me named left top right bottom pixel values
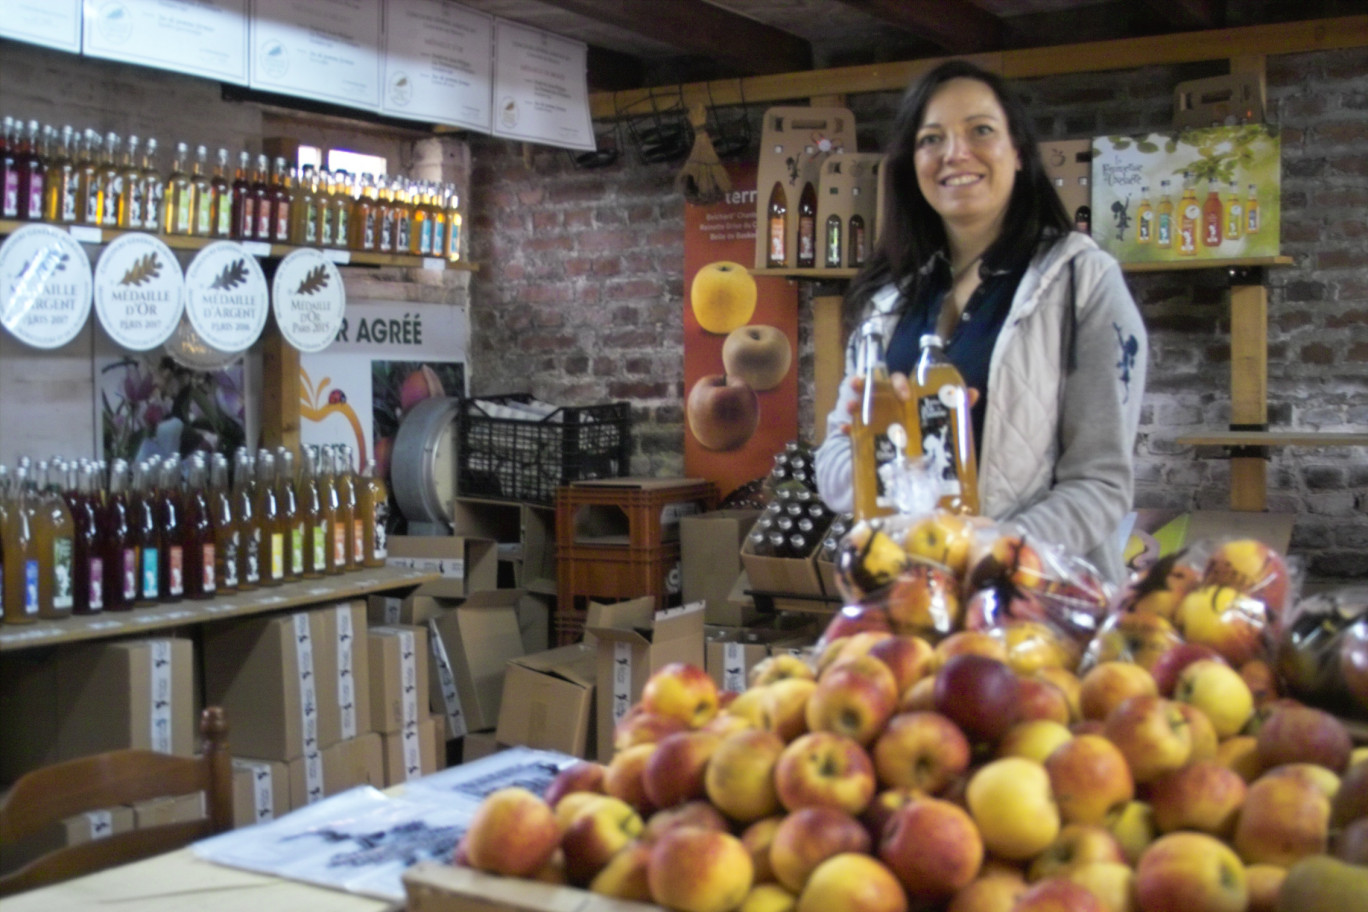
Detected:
left=454, top=631, right=1368, bottom=912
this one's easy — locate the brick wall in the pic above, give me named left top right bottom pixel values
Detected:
left=465, top=48, right=1368, bottom=581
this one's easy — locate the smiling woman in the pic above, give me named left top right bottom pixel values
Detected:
left=813, top=59, right=1149, bottom=586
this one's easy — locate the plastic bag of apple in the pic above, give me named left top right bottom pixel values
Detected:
left=1274, top=585, right=1368, bottom=719
left=822, top=510, right=1115, bottom=677
left=449, top=646, right=1368, bottom=912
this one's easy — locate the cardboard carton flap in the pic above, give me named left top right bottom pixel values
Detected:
left=509, top=644, right=597, bottom=688
left=652, top=602, right=705, bottom=640
left=459, top=588, right=527, bottom=609
left=586, top=597, right=655, bottom=631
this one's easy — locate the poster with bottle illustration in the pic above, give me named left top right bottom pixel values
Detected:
left=1090, top=125, right=1280, bottom=263
left=684, top=161, right=799, bottom=501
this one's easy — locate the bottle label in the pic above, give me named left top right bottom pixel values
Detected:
left=1247, top=206, right=1259, bottom=232
left=202, top=544, right=216, bottom=592
left=420, top=220, right=433, bottom=256
left=168, top=545, right=184, bottom=596
left=798, top=215, right=815, bottom=264
left=64, top=176, right=81, bottom=222
left=123, top=548, right=137, bottom=599
left=145, top=185, right=161, bottom=231
left=27, top=173, right=44, bottom=218
left=313, top=523, right=327, bottom=570
left=768, top=217, right=785, bottom=264
left=215, top=198, right=231, bottom=236
left=85, top=185, right=101, bottom=223
left=352, top=519, right=364, bottom=561
left=1138, top=211, right=1151, bottom=241
left=397, top=217, right=410, bottom=250
left=53, top=537, right=75, bottom=610
left=24, top=559, right=39, bottom=615
left=363, top=212, right=375, bottom=249
left=89, top=557, right=104, bottom=611
left=431, top=221, right=444, bottom=257
left=851, top=223, right=866, bottom=266
left=142, top=548, right=160, bottom=599
left=292, top=525, right=304, bottom=574
left=917, top=393, right=962, bottom=495
left=128, top=183, right=143, bottom=228
left=275, top=203, right=289, bottom=240
left=335, top=208, right=348, bottom=242
left=825, top=219, right=841, bottom=267
left=381, top=215, right=393, bottom=250
left=871, top=428, right=900, bottom=508
left=257, top=206, right=271, bottom=238
left=104, top=177, right=120, bottom=225
left=270, top=532, right=284, bottom=580
left=1157, top=213, right=1171, bottom=247
left=223, top=530, right=239, bottom=588
left=333, top=524, right=346, bottom=566
left=306, top=205, right=318, bottom=243
left=373, top=500, right=388, bottom=560
left=240, top=197, right=256, bottom=237
left=2, top=172, right=18, bottom=217
left=196, top=198, right=212, bottom=235
left=245, top=529, right=260, bottom=583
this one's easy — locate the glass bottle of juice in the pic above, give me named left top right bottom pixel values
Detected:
left=231, top=149, right=255, bottom=240
left=252, top=154, right=273, bottom=241
left=209, top=453, right=238, bottom=594
left=75, top=130, right=100, bottom=226
left=1224, top=180, right=1243, bottom=242
left=395, top=180, right=412, bottom=254
left=1136, top=186, right=1152, bottom=244
left=303, top=167, right=323, bottom=247
left=98, top=132, right=121, bottom=227
left=1245, top=183, right=1260, bottom=235
left=269, top=157, right=292, bottom=243
left=1156, top=179, right=1173, bottom=249
left=99, top=460, right=136, bottom=612
left=1201, top=179, right=1223, bottom=249
left=116, top=135, right=144, bottom=229
left=275, top=446, right=303, bottom=583
left=42, top=125, right=76, bottom=224
left=181, top=455, right=215, bottom=600
left=350, top=174, right=373, bottom=251
left=766, top=182, right=787, bottom=267
left=291, top=164, right=315, bottom=246
left=35, top=460, right=75, bottom=619
left=848, top=214, right=867, bottom=267
left=130, top=460, right=161, bottom=606
left=156, top=457, right=184, bottom=603
left=318, top=446, right=343, bottom=576
left=17, top=120, right=46, bottom=222
left=211, top=148, right=233, bottom=238
left=409, top=182, right=430, bottom=255
left=911, top=334, right=980, bottom=515
left=358, top=459, right=389, bottom=568
left=429, top=184, right=447, bottom=260
left=446, top=185, right=462, bottom=262
left=164, top=142, right=194, bottom=236
left=377, top=179, right=397, bottom=253
left=233, top=448, right=260, bottom=591
left=330, top=172, right=350, bottom=249
left=1177, top=172, right=1199, bottom=257
left=796, top=181, right=817, bottom=268
left=191, top=145, right=214, bottom=237
left=327, top=446, right=355, bottom=572
left=850, top=322, right=905, bottom=521
left=824, top=213, right=842, bottom=268
left=3, top=464, right=39, bottom=623
left=338, top=445, right=361, bottom=571
left=1, top=116, right=18, bottom=220
left=317, top=170, right=335, bottom=248
left=297, top=445, right=327, bottom=579
left=254, top=449, right=284, bottom=587
left=141, top=138, right=163, bottom=234
left=68, top=461, right=103, bottom=614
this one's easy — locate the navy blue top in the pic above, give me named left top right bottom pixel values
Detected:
left=885, top=252, right=1028, bottom=447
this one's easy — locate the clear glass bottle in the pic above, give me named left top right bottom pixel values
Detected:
left=796, top=181, right=817, bottom=268
left=848, top=213, right=867, bottom=267
left=358, top=459, right=389, bottom=568
left=319, top=446, right=344, bottom=575
left=252, top=153, right=273, bottom=240
left=377, top=178, right=397, bottom=253
left=131, top=460, right=161, bottom=606
left=269, top=156, right=292, bottom=243
left=445, top=185, right=462, bottom=261
left=17, top=119, right=46, bottom=222
left=233, top=448, right=260, bottom=590
left=850, top=322, right=903, bottom=521
left=98, top=132, right=121, bottom=227
left=141, top=138, right=164, bottom=234
left=231, top=149, right=255, bottom=240
left=76, top=130, right=102, bottom=226
left=912, top=334, right=980, bottom=515
left=191, top=145, right=214, bottom=237
left=338, top=445, right=361, bottom=571
left=156, top=457, right=184, bottom=603
left=290, top=163, right=316, bottom=245
left=824, top=213, right=842, bottom=268
left=35, top=460, right=75, bottom=619
left=43, top=124, right=78, bottom=224
left=164, top=141, right=194, bottom=236
left=99, top=460, right=136, bottom=612
left=297, top=445, right=327, bottom=580
left=210, top=453, right=239, bottom=594
left=351, top=173, right=376, bottom=251
left=395, top=180, right=413, bottom=254
left=211, top=148, right=233, bottom=238
left=116, top=135, right=144, bottom=229
left=765, top=181, right=786, bottom=267
left=254, top=449, right=284, bottom=586
left=1, top=115, right=19, bottom=220
left=182, top=456, right=215, bottom=600
left=275, top=447, right=303, bottom=582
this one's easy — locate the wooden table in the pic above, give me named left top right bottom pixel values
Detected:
left=2, top=846, right=399, bottom=912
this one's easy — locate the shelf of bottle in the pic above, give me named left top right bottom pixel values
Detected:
left=1121, top=255, right=1293, bottom=273
left=0, top=564, right=438, bottom=654
left=749, top=267, right=860, bottom=280
left=1175, top=430, right=1368, bottom=448
left=0, top=219, right=477, bottom=271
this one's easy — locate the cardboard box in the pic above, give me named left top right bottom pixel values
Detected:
left=0, top=650, right=62, bottom=782
left=753, top=106, right=858, bottom=270
left=495, top=643, right=596, bottom=759
left=1040, top=138, right=1094, bottom=226
left=203, top=611, right=339, bottom=761
left=426, top=589, right=526, bottom=738
left=367, top=591, right=451, bottom=628
left=588, top=599, right=705, bottom=761
left=368, top=625, right=430, bottom=734
left=231, top=757, right=291, bottom=827
left=0, top=804, right=135, bottom=875
left=704, top=626, right=814, bottom=693
left=55, top=638, right=196, bottom=761
left=815, top=152, right=883, bottom=269
left=451, top=498, right=557, bottom=594
left=381, top=714, right=441, bottom=786
left=285, top=731, right=387, bottom=809
left=1173, top=72, right=1266, bottom=129
left=459, top=731, right=504, bottom=764
left=386, top=535, right=498, bottom=598
left=313, top=602, right=373, bottom=748
left=681, top=509, right=762, bottom=627
left=132, top=792, right=205, bottom=829
left=517, top=591, right=553, bottom=655
left=740, top=534, right=826, bottom=606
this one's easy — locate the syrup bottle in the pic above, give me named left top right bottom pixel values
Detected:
left=911, top=335, right=980, bottom=515
left=99, top=460, right=136, bottom=612
left=765, top=182, right=787, bottom=267
left=35, top=460, right=75, bottom=619
left=67, top=461, right=103, bottom=614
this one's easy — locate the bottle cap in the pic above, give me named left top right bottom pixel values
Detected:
left=919, top=333, right=945, bottom=349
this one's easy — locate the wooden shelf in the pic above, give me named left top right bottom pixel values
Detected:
left=1122, top=255, right=1293, bottom=273
left=1176, top=431, right=1368, bottom=447
left=750, top=266, right=859, bottom=280
left=0, top=219, right=476, bottom=271
left=0, top=565, right=438, bottom=654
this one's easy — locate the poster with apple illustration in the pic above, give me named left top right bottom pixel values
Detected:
left=684, top=162, right=799, bottom=501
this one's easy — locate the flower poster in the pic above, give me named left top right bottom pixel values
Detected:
left=98, top=354, right=246, bottom=464
left=1091, top=125, right=1280, bottom=263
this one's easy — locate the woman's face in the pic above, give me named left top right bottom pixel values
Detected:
left=913, top=77, right=1021, bottom=235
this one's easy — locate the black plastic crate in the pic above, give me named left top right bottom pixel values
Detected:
left=457, top=394, right=632, bottom=505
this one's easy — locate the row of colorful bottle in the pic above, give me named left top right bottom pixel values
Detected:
left=765, top=180, right=868, bottom=270
left=0, top=445, right=389, bottom=625
left=0, top=116, right=464, bottom=260
left=1136, top=174, right=1261, bottom=253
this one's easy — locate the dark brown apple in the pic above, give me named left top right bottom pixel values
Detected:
left=686, top=373, right=759, bottom=452
left=1255, top=702, right=1353, bottom=773
left=933, top=653, right=1021, bottom=746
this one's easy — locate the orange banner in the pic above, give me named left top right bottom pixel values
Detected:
left=683, top=162, right=799, bottom=501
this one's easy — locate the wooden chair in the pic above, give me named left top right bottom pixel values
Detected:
left=0, top=706, right=233, bottom=897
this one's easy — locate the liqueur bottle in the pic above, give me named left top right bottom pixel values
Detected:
left=34, top=461, right=75, bottom=619
left=141, top=138, right=163, bottom=234
left=848, top=213, right=866, bottom=268
left=156, top=457, right=184, bottom=603
left=67, top=461, right=103, bottom=614
left=231, top=149, right=255, bottom=240
left=42, top=125, right=78, bottom=224
left=378, top=178, right=397, bottom=253
left=116, top=135, right=144, bottom=230
left=254, top=449, right=284, bottom=587
left=352, top=174, right=377, bottom=252
left=131, top=460, right=161, bottom=607
left=97, top=132, right=120, bottom=227
left=1, top=116, right=19, bottom=219
left=2, top=464, right=39, bottom=624
left=233, top=448, right=260, bottom=591
left=210, top=453, right=239, bottom=594
left=191, top=145, right=214, bottom=237
left=849, top=322, right=903, bottom=521
left=318, top=446, right=343, bottom=576
left=298, top=445, right=327, bottom=580
left=210, top=148, right=233, bottom=238
left=394, top=179, right=412, bottom=254
left=824, top=213, right=842, bottom=268
left=291, top=164, right=316, bottom=246
left=181, top=456, right=215, bottom=600
left=765, top=182, right=787, bottom=267
left=911, top=335, right=980, bottom=515
left=164, top=141, right=194, bottom=236
left=275, top=447, right=303, bottom=582
left=1136, top=186, right=1153, bottom=244
left=17, top=120, right=46, bottom=221
left=76, top=130, right=102, bottom=226
left=796, top=181, right=817, bottom=268
left=269, top=157, right=292, bottom=243
left=252, top=154, right=273, bottom=241
left=338, top=445, right=361, bottom=572
left=99, top=460, right=137, bottom=612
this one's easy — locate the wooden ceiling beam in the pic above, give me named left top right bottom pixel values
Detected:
left=829, top=0, right=1004, bottom=53
left=532, top=0, right=811, bottom=76
left=588, top=15, right=1368, bottom=118
left=1139, top=0, right=1223, bottom=31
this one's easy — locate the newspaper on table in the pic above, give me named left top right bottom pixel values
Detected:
left=193, top=747, right=579, bottom=902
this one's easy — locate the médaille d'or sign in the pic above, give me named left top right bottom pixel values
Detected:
left=93, top=232, right=185, bottom=351
left=271, top=248, right=345, bottom=354
left=184, top=241, right=270, bottom=354
left=0, top=223, right=94, bottom=349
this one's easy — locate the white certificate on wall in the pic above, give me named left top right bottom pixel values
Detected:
left=381, top=0, right=493, bottom=132
left=0, top=0, right=82, bottom=53
left=81, top=0, right=249, bottom=85
left=491, top=18, right=594, bottom=151
left=250, top=0, right=383, bottom=112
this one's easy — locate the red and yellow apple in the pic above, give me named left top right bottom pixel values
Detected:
left=647, top=825, right=754, bottom=912
left=641, top=662, right=720, bottom=728
left=1104, top=799, right=1156, bottom=866
left=1079, top=661, right=1159, bottom=723
left=588, top=841, right=653, bottom=902
left=543, top=760, right=606, bottom=809
left=1102, top=695, right=1193, bottom=784
left=794, top=853, right=908, bottom=912
left=461, top=786, right=562, bottom=878
left=560, top=794, right=646, bottom=884
left=603, top=742, right=658, bottom=816
left=687, top=373, right=760, bottom=452
left=902, top=509, right=978, bottom=578
left=933, top=653, right=1021, bottom=746
left=760, top=677, right=818, bottom=743
left=1202, top=538, right=1289, bottom=616
left=1148, top=760, right=1247, bottom=838
left=872, top=710, right=971, bottom=794
left=774, top=731, right=876, bottom=816
left=1255, top=702, right=1353, bottom=773
left=642, top=729, right=721, bottom=810
left=1172, top=658, right=1253, bottom=738
left=1044, top=733, right=1135, bottom=826
left=749, top=653, right=816, bottom=688
left=1012, top=877, right=1108, bottom=912
left=998, top=719, right=1074, bottom=764
left=769, top=806, right=872, bottom=893
left=1027, top=824, right=1126, bottom=881
left=806, top=654, right=899, bottom=745
left=641, top=800, right=730, bottom=843
left=1134, top=832, right=1247, bottom=912
left=1175, top=584, right=1267, bottom=667
left=879, top=797, right=983, bottom=903
left=1232, top=770, right=1331, bottom=867
left=867, top=634, right=936, bottom=696
left=965, top=757, right=1061, bottom=861
left=704, top=727, right=786, bottom=823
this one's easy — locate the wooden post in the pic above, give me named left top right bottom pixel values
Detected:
left=1228, top=281, right=1267, bottom=510
left=260, top=321, right=300, bottom=452
left=812, top=295, right=845, bottom=445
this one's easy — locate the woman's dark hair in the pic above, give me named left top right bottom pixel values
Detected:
left=847, top=59, right=1071, bottom=312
